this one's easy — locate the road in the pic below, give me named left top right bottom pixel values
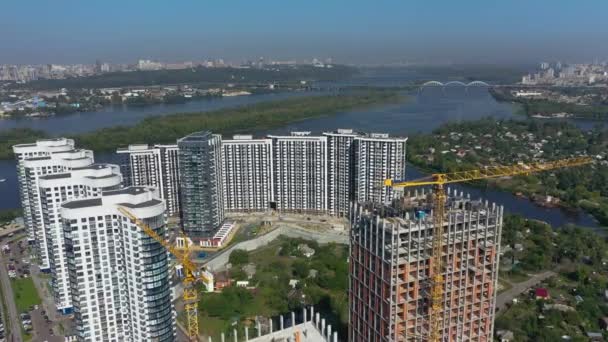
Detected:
left=0, top=249, right=22, bottom=342
left=495, top=271, right=556, bottom=312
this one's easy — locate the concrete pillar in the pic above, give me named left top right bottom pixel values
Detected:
left=280, top=315, right=284, bottom=330
left=270, top=318, right=273, bottom=333
left=257, top=321, right=261, bottom=337
left=303, top=307, right=307, bottom=323
left=208, top=337, right=213, bottom=342
left=321, top=318, right=326, bottom=335
left=315, top=313, right=320, bottom=329
left=233, top=329, right=237, bottom=342
left=333, top=331, right=338, bottom=342
left=291, top=311, right=295, bottom=327
left=327, top=325, right=332, bottom=341
left=245, top=327, right=249, bottom=341
left=221, top=333, right=225, bottom=342
left=310, top=306, right=314, bottom=322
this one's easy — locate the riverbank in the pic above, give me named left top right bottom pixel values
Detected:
left=0, top=90, right=404, bottom=159
left=407, top=118, right=608, bottom=226
left=490, top=87, right=608, bottom=119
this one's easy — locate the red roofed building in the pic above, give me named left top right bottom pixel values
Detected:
left=535, top=288, right=550, bottom=300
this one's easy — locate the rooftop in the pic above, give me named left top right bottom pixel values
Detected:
left=62, top=198, right=102, bottom=209
left=120, top=199, right=163, bottom=209
left=39, top=173, right=71, bottom=180
left=104, top=186, right=150, bottom=196
left=72, top=163, right=112, bottom=171
left=178, top=130, right=213, bottom=142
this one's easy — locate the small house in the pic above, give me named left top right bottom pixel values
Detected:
left=600, top=317, right=608, bottom=331
left=535, top=288, right=550, bottom=300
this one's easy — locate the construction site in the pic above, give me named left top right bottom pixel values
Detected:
left=349, top=189, right=502, bottom=341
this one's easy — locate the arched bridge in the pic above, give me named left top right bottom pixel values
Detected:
left=421, top=80, right=490, bottom=87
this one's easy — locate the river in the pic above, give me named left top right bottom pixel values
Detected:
left=0, top=79, right=600, bottom=229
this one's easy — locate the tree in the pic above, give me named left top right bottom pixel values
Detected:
left=229, top=249, right=249, bottom=266
left=292, top=260, right=310, bottom=279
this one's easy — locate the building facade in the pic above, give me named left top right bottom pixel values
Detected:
left=349, top=191, right=502, bottom=341
left=13, top=138, right=76, bottom=242
left=38, top=164, right=122, bottom=314
left=354, top=134, right=407, bottom=205
left=19, top=148, right=94, bottom=270
left=117, top=144, right=180, bottom=216
left=269, top=132, right=328, bottom=213
left=61, top=186, right=175, bottom=342
left=324, top=129, right=360, bottom=217
left=177, top=131, right=224, bottom=236
left=221, top=135, right=273, bottom=212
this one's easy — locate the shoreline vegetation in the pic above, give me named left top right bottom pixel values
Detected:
left=408, top=118, right=608, bottom=225
left=490, top=88, right=608, bottom=119
left=10, top=65, right=358, bottom=91
left=0, top=90, right=404, bottom=160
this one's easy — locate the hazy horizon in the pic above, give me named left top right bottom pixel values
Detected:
left=2, top=1, right=607, bottom=65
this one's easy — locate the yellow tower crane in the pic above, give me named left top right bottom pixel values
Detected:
left=384, top=156, right=593, bottom=342
left=117, top=206, right=212, bottom=341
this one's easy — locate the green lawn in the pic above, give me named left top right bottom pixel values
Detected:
left=11, top=278, right=41, bottom=313
left=194, top=237, right=349, bottom=338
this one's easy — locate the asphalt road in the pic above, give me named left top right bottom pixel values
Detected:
left=0, top=247, right=22, bottom=342
left=495, top=271, right=557, bottom=312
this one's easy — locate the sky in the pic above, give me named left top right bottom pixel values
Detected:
left=1, top=0, right=607, bottom=65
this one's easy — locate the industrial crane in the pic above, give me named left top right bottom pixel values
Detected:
left=118, top=206, right=212, bottom=341
left=384, top=156, right=593, bottom=342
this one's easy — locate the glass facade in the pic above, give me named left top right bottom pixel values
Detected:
left=177, top=131, right=224, bottom=237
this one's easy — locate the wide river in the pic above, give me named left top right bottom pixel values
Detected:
left=0, top=80, right=600, bottom=229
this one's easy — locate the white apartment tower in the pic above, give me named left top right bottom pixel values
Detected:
left=38, top=164, right=122, bottom=314
left=269, top=132, right=328, bottom=213
left=116, top=144, right=180, bottom=216
left=13, top=138, right=76, bottom=242
left=16, top=146, right=94, bottom=270
left=354, top=133, right=407, bottom=205
left=221, top=135, right=274, bottom=211
left=61, top=186, right=175, bottom=342
left=324, top=129, right=360, bottom=217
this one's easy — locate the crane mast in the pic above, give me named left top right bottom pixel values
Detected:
left=118, top=206, right=207, bottom=341
left=385, top=156, right=592, bottom=341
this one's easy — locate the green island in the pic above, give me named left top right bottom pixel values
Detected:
left=12, top=65, right=357, bottom=90
left=196, top=237, right=348, bottom=340
left=0, top=90, right=403, bottom=159
left=408, top=118, right=608, bottom=224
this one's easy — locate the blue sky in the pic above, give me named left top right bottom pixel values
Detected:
left=1, top=0, right=607, bottom=64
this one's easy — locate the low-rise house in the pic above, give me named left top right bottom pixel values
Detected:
left=297, top=244, right=315, bottom=258
left=587, top=332, right=603, bottom=341
left=535, top=288, right=550, bottom=300
left=496, top=330, right=514, bottom=342
left=600, top=317, right=608, bottom=331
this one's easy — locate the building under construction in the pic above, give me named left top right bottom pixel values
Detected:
left=349, top=188, right=502, bottom=341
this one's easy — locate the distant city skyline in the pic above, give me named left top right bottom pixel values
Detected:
left=2, top=1, right=608, bottom=65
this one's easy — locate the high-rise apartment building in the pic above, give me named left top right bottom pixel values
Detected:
left=13, top=138, right=76, bottom=242
left=349, top=191, right=502, bottom=341
left=117, top=144, right=181, bottom=216
left=354, top=133, right=407, bottom=205
left=17, top=147, right=94, bottom=270
left=177, top=131, right=224, bottom=236
left=269, top=132, right=328, bottom=213
left=324, top=129, right=360, bottom=217
left=61, top=186, right=175, bottom=342
left=221, top=135, right=274, bottom=212
left=38, top=163, right=122, bottom=314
